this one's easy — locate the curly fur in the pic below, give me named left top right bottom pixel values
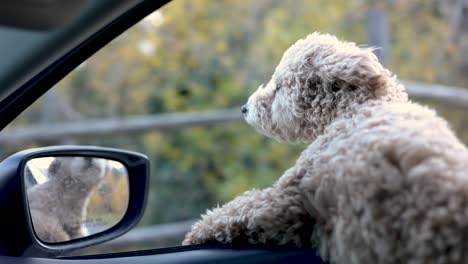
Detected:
left=183, top=32, right=468, bottom=264
left=27, top=157, right=108, bottom=242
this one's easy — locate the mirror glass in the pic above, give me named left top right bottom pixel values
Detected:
left=24, top=156, right=130, bottom=243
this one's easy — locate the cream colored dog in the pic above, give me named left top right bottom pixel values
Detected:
left=183, top=32, right=468, bottom=264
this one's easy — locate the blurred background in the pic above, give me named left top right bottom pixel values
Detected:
left=1, top=0, right=468, bottom=254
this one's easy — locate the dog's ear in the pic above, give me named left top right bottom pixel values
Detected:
left=339, top=52, right=390, bottom=97
left=305, top=48, right=391, bottom=97
left=48, top=158, right=61, bottom=176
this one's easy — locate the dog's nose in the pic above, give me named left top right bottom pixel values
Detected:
left=241, top=105, right=248, bottom=114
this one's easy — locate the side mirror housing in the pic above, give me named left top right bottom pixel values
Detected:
left=0, top=146, right=149, bottom=257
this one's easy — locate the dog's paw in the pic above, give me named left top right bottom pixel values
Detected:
left=182, top=219, right=237, bottom=246
left=181, top=231, right=210, bottom=246
left=182, top=221, right=217, bottom=245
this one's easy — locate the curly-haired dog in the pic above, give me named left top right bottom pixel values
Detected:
left=27, top=157, right=108, bottom=242
left=183, top=32, right=468, bottom=263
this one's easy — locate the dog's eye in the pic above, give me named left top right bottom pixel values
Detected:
left=331, top=81, right=341, bottom=92
left=275, top=84, right=281, bottom=93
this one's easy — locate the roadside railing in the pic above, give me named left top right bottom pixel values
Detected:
left=1, top=82, right=467, bottom=145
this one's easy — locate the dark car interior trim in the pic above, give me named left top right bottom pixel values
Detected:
left=0, top=0, right=87, bottom=31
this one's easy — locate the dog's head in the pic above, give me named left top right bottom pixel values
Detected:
left=48, top=157, right=108, bottom=189
left=242, top=32, right=406, bottom=144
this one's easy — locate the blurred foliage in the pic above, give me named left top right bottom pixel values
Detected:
left=3, top=0, right=468, bottom=237
left=87, top=168, right=129, bottom=224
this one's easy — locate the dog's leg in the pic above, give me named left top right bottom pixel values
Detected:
left=183, top=168, right=313, bottom=246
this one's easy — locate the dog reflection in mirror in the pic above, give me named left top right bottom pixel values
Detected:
left=27, top=157, right=108, bottom=243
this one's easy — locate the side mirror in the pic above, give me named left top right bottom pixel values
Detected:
left=0, top=146, right=149, bottom=257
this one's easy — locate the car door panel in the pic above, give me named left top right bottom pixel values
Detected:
left=0, top=246, right=325, bottom=264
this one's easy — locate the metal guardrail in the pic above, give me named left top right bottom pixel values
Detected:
left=0, top=108, right=243, bottom=144
left=404, top=82, right=468, bottom=107
left=0, top=82, right=467, bottom=145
